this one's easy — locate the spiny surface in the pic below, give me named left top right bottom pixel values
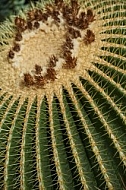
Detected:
left=0, top=0, right=126, bottom=190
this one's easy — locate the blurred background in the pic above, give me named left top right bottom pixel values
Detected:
left=0, top=0, right=38, bottom=22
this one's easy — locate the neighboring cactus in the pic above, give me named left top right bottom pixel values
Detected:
left=0, top=0, right=126, bottom=189
left=0, top=0, right=38, bottom=22
left=0, top=0, right=25, bottom=22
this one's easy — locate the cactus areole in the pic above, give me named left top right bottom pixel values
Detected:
left=0, top=0, right=126, bottom=190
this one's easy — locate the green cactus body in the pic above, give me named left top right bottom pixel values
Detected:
left=0, top=0, right=126, bottom=189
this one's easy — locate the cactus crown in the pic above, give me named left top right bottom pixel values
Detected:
left=0, top=0, right=97, bottom=96
left=0, top=0, right=126, bottom=189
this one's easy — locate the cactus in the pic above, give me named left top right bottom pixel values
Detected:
left=0, top=0, right=126, bottom=189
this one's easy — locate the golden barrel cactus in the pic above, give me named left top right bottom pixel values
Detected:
left=0, top=0, right=126, bottom=189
